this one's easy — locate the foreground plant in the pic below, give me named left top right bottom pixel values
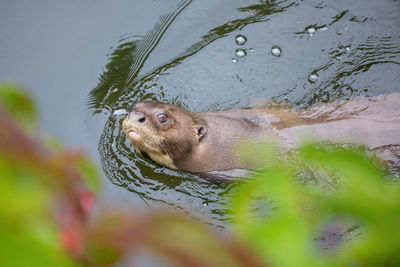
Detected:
left=232, top=141, right=400, bottom=266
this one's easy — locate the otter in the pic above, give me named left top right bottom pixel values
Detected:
left=122, top=93, right=400, bottom=173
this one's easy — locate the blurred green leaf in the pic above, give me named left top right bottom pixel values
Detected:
left=0, top=229, right=74, bottom=267
left=231, top=141, right=400, bottom=267
left=75, top=156, right=101, bottom=193
left=0, top=81, right=37, bottom=132
left=0, top=162, right=46, bottom=220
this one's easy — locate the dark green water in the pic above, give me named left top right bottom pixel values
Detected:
left=1, top=0, right=400, bottom=227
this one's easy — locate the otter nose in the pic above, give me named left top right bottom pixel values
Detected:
left=129, top=108, right=146, bottom=123
left=136, top=113, right=146, bottom=123
left=129, top=112, right=146, bottom=123
left=130, top=102, right=147, bottom=123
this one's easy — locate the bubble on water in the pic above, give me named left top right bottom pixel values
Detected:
left=231, top=58, right=239, bottom=64
left=307, top=27, right=316, bottom=37
left=271, top=46, right=282, bottom=57
left=235, top=35, right=247, bottom=45
left=113, top=109, right=128, bottom=116
left=345, top=46, right=351, bottom=52
left=235, top=48, right=247, bottom=58
left=308, top=73, right=319, bottom=83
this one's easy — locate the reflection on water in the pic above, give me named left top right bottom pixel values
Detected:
left=89, top=0, right=400, bottom=226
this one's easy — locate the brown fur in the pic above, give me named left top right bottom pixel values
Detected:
left=122, top=101, right=206, bottom=169
left=123, top=94, right=400, bottom=172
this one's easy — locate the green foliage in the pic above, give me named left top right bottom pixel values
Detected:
left=0, top=82, right=37, bottom=132
left=75, top=155, right=101, bottom=193
left=0, top=83, right=87, bottom=266
left=232, top=142, right=400, bottom=267
left=0, top=229, right=73, bottom=267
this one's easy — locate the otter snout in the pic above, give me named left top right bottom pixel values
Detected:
left=128, top=110, right=146, bottom=125
left=128, top=111, right=146, bottom=123
left=128, top=102, right=148, bottom=123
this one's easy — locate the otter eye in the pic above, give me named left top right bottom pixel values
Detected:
left=156, top=113, right=169, bottom=124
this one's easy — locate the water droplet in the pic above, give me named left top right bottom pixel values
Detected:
left=250, top=48, right=254, bottom=52
left=235, top=48, right=247, bottom=58
left=235, top=35, right=247, bottom=45
left=203, top=203, right=208, bottom=206
left=336, top=56, right=342, bottom=60
left=307, top=27, right=316, bottom=37
left=308, top=73, right=319, bottom=83
left=345, top=46, right=351, bottom=52
left=320, top=26, right=328, bottom=31
left=271, top=46, right=282, bottom=57
left=232, top=58, right=239, bottom=64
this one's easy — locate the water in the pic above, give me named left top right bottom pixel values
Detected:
left=307, top=27, right=317, bottom=37
left=1, top=0, right=400, bottom=228
left=235, top=35, right=248, bottom=45
left=235, top=48, right=247, bottom=58
left=271, top=46, right=282, bottom=57
left=308, top=73, right=319, bottom=83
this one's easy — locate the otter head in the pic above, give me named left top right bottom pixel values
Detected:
left=122, top=100, right=207, bottom=169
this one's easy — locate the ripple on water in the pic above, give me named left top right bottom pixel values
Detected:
left=307, top=27, right=316, bottom=37
left=112, top=109, right=128, bottom=116
left=89, top=0, right=400, bottom=228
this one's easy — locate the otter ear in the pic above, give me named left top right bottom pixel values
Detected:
left=195, top=125, right=207, bottom=141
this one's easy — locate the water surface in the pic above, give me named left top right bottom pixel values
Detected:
left=1, top=0, right=400, bottom=227
left=89, top=0, right=400, bottom=226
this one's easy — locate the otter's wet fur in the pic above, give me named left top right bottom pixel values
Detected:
left=123, top=94, right=400, bottom=173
